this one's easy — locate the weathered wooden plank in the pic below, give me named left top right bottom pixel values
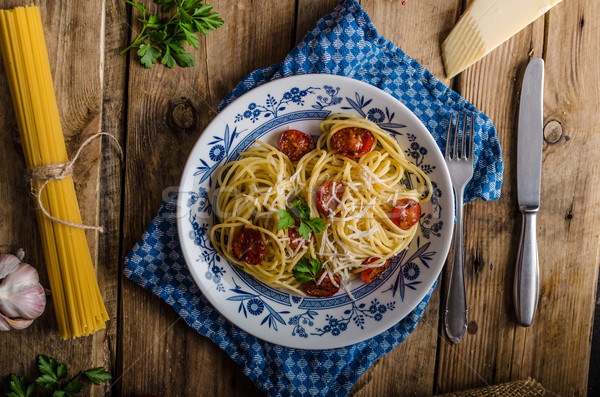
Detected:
left=344, top=1, right=460, bottom=395
left=435, top=26, right=545, bottom=390
left=0, top=0, right=114, bottom=395
left=96, top=0, right=131, bottom=395
left=434, top=0, right=599, bottom=394
left=118, top=0, right=295, bottom=395
left=507, top=1, right=600, bottom=395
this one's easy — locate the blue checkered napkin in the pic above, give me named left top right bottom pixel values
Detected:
left=221, top=0, right=503, bottom=202
left=125, top=196, right=435, bottom=396
left=125, top=1, right=503, bottom=396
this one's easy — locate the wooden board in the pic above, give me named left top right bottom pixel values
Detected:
left=118, top=1, right=295, bottom=395
left=435, top=0, right=600, bottom=396
left=0, top=0, right=599, bottom=396
left=0, top=0, right=119, bottom=396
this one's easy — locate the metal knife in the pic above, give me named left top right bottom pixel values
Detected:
left=514, top=57, right=544, bottom=326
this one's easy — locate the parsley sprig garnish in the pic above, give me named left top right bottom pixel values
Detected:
left=292, top=258, right=323, bottom=284
left=7, top=355, right=111, bottom=397
left=121, top=0, right=224, bottom=68
left=277, top=198, right=326, bottom=240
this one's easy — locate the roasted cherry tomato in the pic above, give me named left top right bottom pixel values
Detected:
left=331, top=127, right=374, bottom=158
left=301, top=270, right=341, bottom=297
left=288, top=225, right=309, bottom=251
left=360, top=257, right=392, bottom=284
left=278, top=129, right=314, bottom=161
left=390, top=199, right=421, bottom=230
left=231, top=227, right=266, bottom=265
left=316, top=180, right=345, bottom=216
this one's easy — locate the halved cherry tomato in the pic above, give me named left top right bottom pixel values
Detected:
left=231, top=227, right=266, bottom=265
left=278, top=129, right=314, bottom=161
left=390, top=199, right=421, bottom=230
left=301, top=270, right=341, bottom=297
left=316, top=180, right=345, bottom=216
left=288, top=225, right=309, bottom=251
left=331, top=127, right=374, bottom=158
left=360, top=257, right=392, bottom=284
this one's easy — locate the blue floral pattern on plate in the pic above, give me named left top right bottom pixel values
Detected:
left=177, top=74, right=453, bottom=349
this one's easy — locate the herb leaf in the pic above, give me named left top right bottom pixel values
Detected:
left=121, top=0, right=224, bottom=69
left=293, top=258, right=323, bottom=283
left=303, top=217, right=326, bottom=235
left=277, top=209, right=296, bottom=231
left=82, top=367, right=112, bottom=385
left=8, top=374, right=36, bottom=397
left=297, top=221, right=312, bottom=240
left=37, top=355, right=59, bottom=389
left=292, top=199, right=311, bottom=219
left=278, top=198, right=326, bottom=240
left=8, top=355, right=112, bottom=396
left=138, top=43, right=161, bottom=68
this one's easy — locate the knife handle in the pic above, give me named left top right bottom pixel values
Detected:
left=514, top=208, right=540, bottom=326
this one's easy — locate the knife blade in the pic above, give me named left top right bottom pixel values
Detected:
left=514, top=57, right=544, bottom=326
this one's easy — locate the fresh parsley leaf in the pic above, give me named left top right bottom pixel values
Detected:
left=297, top=221, right=312, bottom=240
left=123, top=0, right=147, bottom=15
left=37, top=355, right=59, bottom=389
left=82, top=367, right=112, bottom=385
left=62, top=380, right=83, bottom=394
left=138, top=43, right=161, bottom=68
left=277, top=209, right=296, bottom=231
left=56, top=364, right=68, bottom=382
left=180, top=25, right=199, bottom=49
left=292, top=199, right=311, bottom=220
left=170, top=41, right=196, bottom=67
left=304, top=217, right=326, bottom=235
left=8, top=374, right=37, bottom=397
left=146, top=13, right=161, bottom=29
left=293, top=258, right=323, bottom=283
left=279, top=198, right=326, bottom=239
left=121, top=0, right=224, bottom=69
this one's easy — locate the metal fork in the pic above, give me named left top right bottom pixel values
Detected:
left=444, top=111, right=474, bottom=344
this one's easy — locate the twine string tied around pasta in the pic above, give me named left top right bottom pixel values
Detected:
left=27, top=132, right=123, bottom=233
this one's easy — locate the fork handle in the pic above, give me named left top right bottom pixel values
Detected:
left=445, top=188, right=468, bottom=344
left=514, top=208, right=539, bottom=326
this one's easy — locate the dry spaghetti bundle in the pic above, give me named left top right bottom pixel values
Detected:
left=0, top=6, right=108, bottom=338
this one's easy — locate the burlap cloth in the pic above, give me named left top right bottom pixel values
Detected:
left=435, top=378, right=545, bottom=397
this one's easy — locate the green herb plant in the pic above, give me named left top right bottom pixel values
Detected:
left=277, top=198, right=326, bottom=240
left=292, top=258, right=323, bottom=284
left=120, top=0, right=224, bottom=68
left=6, top=355, right=112, bottom=397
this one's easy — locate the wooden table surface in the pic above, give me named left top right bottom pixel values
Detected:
left=1, top=0, right=598, bottom=396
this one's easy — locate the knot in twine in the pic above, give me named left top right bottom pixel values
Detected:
left=27, top=132, right=123, bottom=233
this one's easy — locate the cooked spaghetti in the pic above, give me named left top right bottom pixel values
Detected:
left=210, top=114, right=432, bottom=296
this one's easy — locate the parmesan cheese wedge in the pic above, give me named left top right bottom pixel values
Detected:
left=442, top=0, right=563, bottom=78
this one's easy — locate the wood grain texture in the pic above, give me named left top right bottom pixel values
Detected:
left=509, top=1, right=600, bottom=395
left=0, top=0, right=115, bottom=395
left=435, top=0, right=600, bottom=396
left=434, top=7, right=547, bottom=396
left=347, top=1, right=461, bottom=395
left=118, top=1, right=295, bottom=396
left=97, top=0, right=131, bottom=395
left=1, top=0, right=599, bottom=396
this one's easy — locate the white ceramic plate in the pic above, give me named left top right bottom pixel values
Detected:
left=177, top=74, right=453, bottom=349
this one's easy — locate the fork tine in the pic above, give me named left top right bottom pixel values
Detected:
left=469, top=112, right=475, bottom=159
left=453, top=112, right=460, bottom=158
left=461, top=112, right=467, bottom=159
left=445, top=112, right=453, bottom=159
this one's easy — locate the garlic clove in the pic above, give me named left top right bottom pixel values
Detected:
left=0, top=263, right=46, bottom=319
left=0, top=253, right=21, bottom=279
left=0, top=311, right=35, bottom=330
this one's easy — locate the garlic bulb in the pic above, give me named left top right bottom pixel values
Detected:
left=0, top=249, right=46, bottom=331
